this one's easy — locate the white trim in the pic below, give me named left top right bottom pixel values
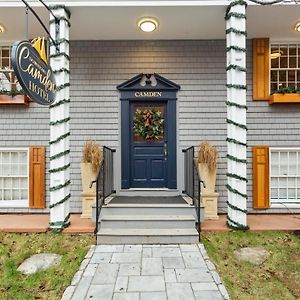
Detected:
left=0, top=0, right=294, bottom=7
left=0, top=147, right=29, bottom=208
left=270, top=147, right=300, bottom=151
left=271, top=203, right=300, bottom=209
left=269, top=147, right=300, bottom=207
left=0, top=1, right=237, bottom=8
left=270, top=38, right=300, bottom=43
left=0, top=41, right=14, bottom=46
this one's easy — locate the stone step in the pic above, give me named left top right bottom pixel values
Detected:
left=96, top=228, right=199, bottom=244
left=99, top=214, right=196, bottom=229
left=99, top=204, right=197, bottom=218
left=118, top=189, right=180, bottom=197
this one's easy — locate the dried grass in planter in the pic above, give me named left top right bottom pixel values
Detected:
left=197, top=141, right=218, bottom=172
left=82, top=140, right=102, bottom=172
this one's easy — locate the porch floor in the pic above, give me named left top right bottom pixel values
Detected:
left=0, top=214, right=95, bottom=233
left=0, top=213, right=299, bottom=233
left=201, top=214, right=300, bottom=232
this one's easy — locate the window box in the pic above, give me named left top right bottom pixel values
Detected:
left=0, top=94, right=30, bottom=106
left=269, top=93, right=300, bottom=104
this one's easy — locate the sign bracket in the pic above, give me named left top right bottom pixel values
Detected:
left=20, top=0, right=60, bottom=53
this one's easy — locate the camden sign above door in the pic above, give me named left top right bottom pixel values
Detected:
left=12, top=39, right=56, bottom=105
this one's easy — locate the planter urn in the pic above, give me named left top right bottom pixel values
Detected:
left=198, top=163, right=219, bottom=220
left=80, top=162, right=97, bottom=219
left=198, top=163, right=217, bottom=193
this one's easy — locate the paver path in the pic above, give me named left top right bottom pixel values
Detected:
left=62, top=244, right=230, bottom=300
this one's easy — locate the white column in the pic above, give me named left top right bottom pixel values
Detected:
left=49, top=6, right=71, bottom=231
left=226, top=1, right=248, bottom=230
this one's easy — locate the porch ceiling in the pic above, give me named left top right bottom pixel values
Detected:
left=0, top=4, right=299, bottom=41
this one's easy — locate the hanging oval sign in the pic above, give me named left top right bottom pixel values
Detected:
left=12, top=40, right=56, bottom=105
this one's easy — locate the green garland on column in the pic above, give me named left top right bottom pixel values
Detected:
left=53, top=68, right=70, bottom=75
left=227, top=216, right=249, bottom=231
left=226, top=46, right=247, bottom=52
left=49, top=163, right=71, bottom=173
left=48, top=213, right=71, bottom=232
left=49, top=117, right=70, bottom=126
left=49, top=132, right=70, bottom=145
left=50, top=98, right=70, bottom=109
left=48, top=4, right=71, bottom=232
left=227, top=172, right=248, bottom=182
left=49, top=179, right=71, bottom=192
left=50, top=149, right=70, bottom=161
left=226, top=100, right=247, bottom=110
left=50, top=38, right=70, bottom=46
left=225, top=0, right=249, bottom=230
left=226, top=64, right=246, bottom=72
left=226, top=118, right=247, bottom=130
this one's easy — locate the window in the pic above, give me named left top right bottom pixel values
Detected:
left=270, top=43, right=300, bottom=93
left=0, top=149, right=29, bottom=207
left=253, top=39, right=300, bottom=103
left=270, top=148, right=300, bottom=205
left=0, top=45, right=20, bottom=92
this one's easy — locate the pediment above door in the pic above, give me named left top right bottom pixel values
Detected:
left=117, top=73, right=180, bottom=100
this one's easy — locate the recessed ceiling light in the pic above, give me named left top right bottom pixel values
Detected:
left=138, top=17, right=158, bottom=33
left=0, top=24, right=5, bottom=34
left=294, top=21, right=300, bottom=32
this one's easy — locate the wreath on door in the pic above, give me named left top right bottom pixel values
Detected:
left=133, top=108, right=164, bottom=140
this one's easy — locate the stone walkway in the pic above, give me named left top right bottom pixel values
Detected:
left=62, top=244, right=230, bottom=300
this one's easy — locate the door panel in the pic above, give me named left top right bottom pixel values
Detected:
left=131, top=103, right=167, bottom=188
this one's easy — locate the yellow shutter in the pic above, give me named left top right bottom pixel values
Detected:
left=253, top=38, right=270, bottom=100
left=29, top=146, right=46, bottom=208
left=253, top=146, right=270, bottom=209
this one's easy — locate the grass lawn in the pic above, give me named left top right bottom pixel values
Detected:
left=0, top=232, right=94, bottom=300
left=202, top=231, right=300, bottom=300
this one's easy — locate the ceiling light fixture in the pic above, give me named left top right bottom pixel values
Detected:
left=294, top=21, right=300, bottom=32
left=0, top=24, right=5, bottom=34
left=270, top=50, right=283, bottom=59
left=138, top=17, right=158, bottom=33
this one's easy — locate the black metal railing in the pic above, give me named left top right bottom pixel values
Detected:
left=182, top=146, right=205, bottom=240
left=91, top=146, right=116, bottom=234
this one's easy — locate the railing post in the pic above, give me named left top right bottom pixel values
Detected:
left=95, top=169, right=99, bottom=234
left=192, top=147, right=195, bottom=204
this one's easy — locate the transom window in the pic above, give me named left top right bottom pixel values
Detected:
left=0, top=149, right=29, bottom=207
left=270, top=148, right=300, bottom=204
left=270, top=43, right=300, bottom=93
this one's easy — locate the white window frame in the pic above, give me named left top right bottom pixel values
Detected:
left=0, top=43, right=17, bottom=92
left=269, top=147, right=300, bottom=209
left=0, top=148, right=29, bottom=208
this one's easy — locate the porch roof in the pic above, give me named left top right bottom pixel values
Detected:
left=0, top=1, right=299, bottom=41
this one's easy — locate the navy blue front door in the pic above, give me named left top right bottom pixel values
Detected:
left=130, top=102, right=167, bottom=188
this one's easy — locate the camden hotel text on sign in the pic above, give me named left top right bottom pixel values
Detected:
left=12, top=40, right=56, bottom=106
